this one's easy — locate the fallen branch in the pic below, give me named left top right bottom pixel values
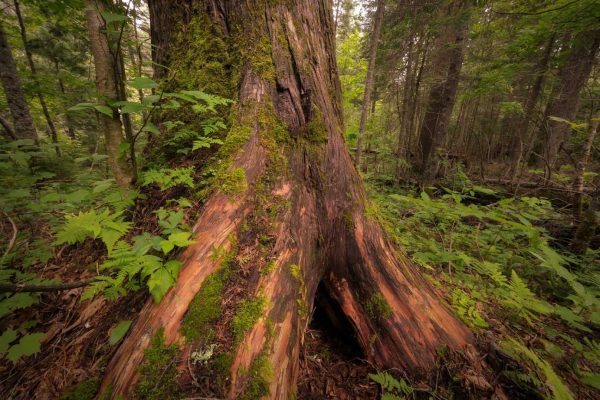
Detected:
left=482, top=177, right=594, bottom=194
left=0, top=278, right=97, bottom=293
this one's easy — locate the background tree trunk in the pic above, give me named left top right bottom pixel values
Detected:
left=0, top=19, right=38, bottom=142
left=541, top=30, right=600, bottom=176
left=355, top=0, right=384, bottom=169
left=509, top=34, right=555, bottom=182
left=572, top=112, right=599, bottom=218
left=418, top=0, right=469, bottom=184
left=14, top=0, right=61, bottom=156
left=100, top=1, right=473, bottom=398
left=84, top=0, right=132, bottom=188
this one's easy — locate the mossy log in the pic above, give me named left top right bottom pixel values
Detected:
left=99, top=1, right=474, bottom=398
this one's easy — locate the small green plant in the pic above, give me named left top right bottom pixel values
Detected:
left=369, top=371, right=413, bottom=399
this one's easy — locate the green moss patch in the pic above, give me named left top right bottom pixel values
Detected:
left=232, top=294, right=267, bottom=342
left=136, top=328, right=180, bottom=400
left=239, top=348, right=274, bottom=400
left=181, top=266, right=232, bottom=343
left=60, top=378, right=100, bottom=400
left=365, top=293, right=393, bottom=320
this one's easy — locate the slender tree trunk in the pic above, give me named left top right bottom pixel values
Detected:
left=509, top=34, right=555, bottom=182
left=85, top=0, right=132, bottom=188
left=14, top=0, right=61, bottom=156
left=99, top=1, right=474, bottom=398
left=541, top=30, right=600, bottom=176
left=0, top=19, right=38, bottom=142
left=572, top=112, right=599, bottom=218
left=53, top=59, right=77, bottom=139
left=355, top=0, right=384, bottom=169
left=418, top=0, right=469, bottom=184
left=395, top=33, right=415, bottom=180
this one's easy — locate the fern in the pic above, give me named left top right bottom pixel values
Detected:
left=503, top=338, right=573, bottom=400
left=139, top=167, right=195, bottom=190
left=369, top=372, right=413, bottom=398
left=500, top=271, right=553, bottom=324
left=54, top=209, right=131, bottom=255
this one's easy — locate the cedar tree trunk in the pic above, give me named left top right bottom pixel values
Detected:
left=0, top=19, right=38, bottom=142
left=100, top=1, right=473, bottom=398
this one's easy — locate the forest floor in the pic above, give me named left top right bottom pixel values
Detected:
left=1, top=169, right=599, bottom=400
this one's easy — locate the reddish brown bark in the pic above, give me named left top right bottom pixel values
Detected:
left=100, top=1, right=473, bottom=398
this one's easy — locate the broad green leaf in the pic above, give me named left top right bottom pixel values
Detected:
left=147, top=268, right=175, bottom=303
left=0, top=329, right=17, bottom=354
left=108, top=320, right=132, bottom=345
left=130, top=77, right=158, bottom=89
left=6, top=333, right=44, bottom=362
left=100, top=11, right=127, bottom=23
left=94, top=105, right=114, bottom=117
left=141, top=121, right=160, bottom=135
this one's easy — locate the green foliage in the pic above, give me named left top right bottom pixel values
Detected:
left=450, top=288, right=488, bottom=329
left=1, top=331, right=45, bottom=362
left=369, top=371, right=413, bottom=399
left=108, top=320, right=132, bottom=345
left=54, top=209, right=131, bottom=255
left=139, top=167, right=195, bottom=190
left=502, top=338, right=573, bottom=400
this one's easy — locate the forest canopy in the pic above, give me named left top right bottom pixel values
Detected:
left=0, top=0, right=599, bottom=399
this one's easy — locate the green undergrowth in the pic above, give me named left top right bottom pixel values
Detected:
left=368, top=176, right=600, bottom=398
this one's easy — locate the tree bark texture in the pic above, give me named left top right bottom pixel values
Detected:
left=541, top=30, right=600, bottom=175
left=355, top=0, right=384, bottom=169
left=14, top=0, right=61, bottom=156
left=0, top=19, right=38, bottom=142
left=100, top=1, right=473, bottom=398
left=418, top=0, right=469, bottom=184
left=85, top=0, right=132, bottom=188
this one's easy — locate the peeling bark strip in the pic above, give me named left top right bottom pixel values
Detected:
left=100, top=1, right=473, bottom=398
